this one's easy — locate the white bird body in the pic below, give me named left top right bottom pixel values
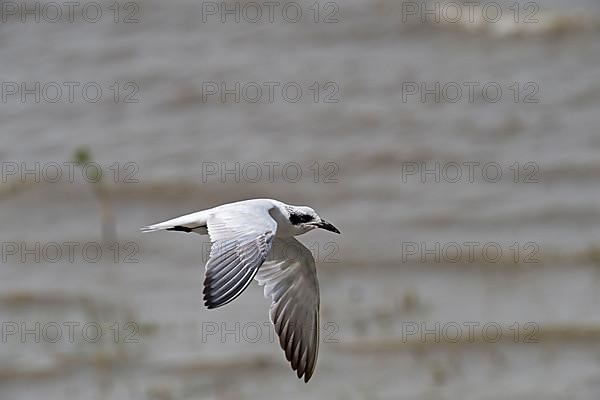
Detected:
left=141, top=198, right=340, bottom=382
left=142, top=199, right=307, bottom=236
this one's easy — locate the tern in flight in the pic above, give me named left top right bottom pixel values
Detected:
left=141, top=198, right=340, bottom=382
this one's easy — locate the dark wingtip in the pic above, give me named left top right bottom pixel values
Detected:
left=303, top=371, right=313, bottom=383
left=203, top=292, right=217, bottom=309
left=167, top=225, right=193, bottom=233
left=204, top=299, right=223, bottom=309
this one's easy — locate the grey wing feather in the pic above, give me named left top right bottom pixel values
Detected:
left=255, top=237, right=320, bottom=382
left=203, top=207, right=277, bottom=309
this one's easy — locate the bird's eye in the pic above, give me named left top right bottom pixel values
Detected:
left=290, top=213, right=313, bottom=225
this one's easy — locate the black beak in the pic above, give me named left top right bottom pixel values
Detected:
left=315, top=220, right=341, bottom=234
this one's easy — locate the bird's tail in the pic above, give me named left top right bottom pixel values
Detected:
left=140, top=210, right=209, bottom=233
left=140, top=223, right=171, bottom=233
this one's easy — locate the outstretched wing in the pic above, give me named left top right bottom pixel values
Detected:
left=203, top=206, right=277, bottom=309
left=255, top=237, right=320, bottom=382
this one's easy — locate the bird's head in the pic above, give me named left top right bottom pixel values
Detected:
left=286, top=206, right=341, bottom=234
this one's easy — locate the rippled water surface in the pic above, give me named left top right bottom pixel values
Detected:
left=2, top=0, right=600, bottom=399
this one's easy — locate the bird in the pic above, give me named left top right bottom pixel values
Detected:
left=141, top=198, right=340, bottom=382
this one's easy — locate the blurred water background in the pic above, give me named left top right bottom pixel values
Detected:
left=2, top=0, right=600, bottom=398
